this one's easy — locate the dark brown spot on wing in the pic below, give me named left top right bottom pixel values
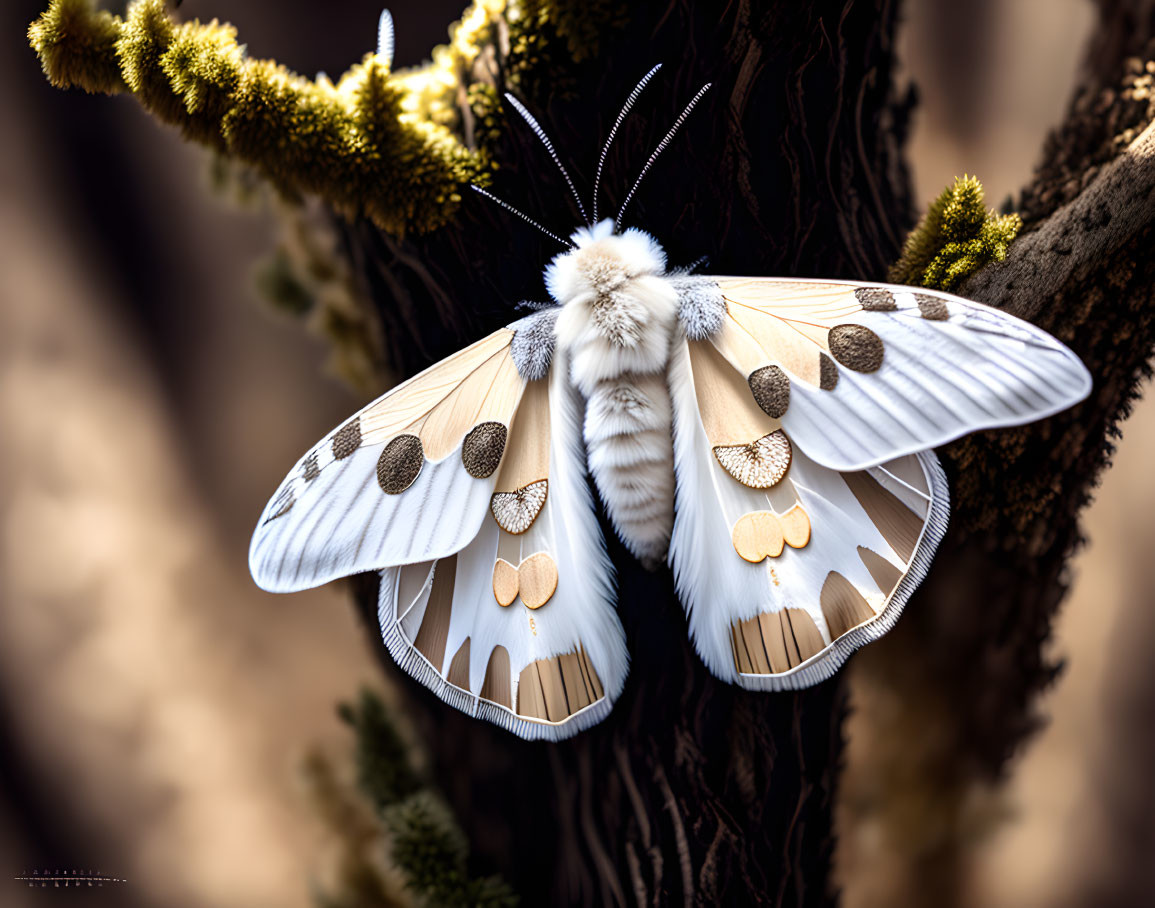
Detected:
left=828, top=324, right=884, bottom=372
left=331, top=418, right=362, bottom=459
left=855, top=287, right=897, bottom=311
left=819, top=353, right=839, bottom=390
left=377, top=434, right=424, bottom=494
left=915, top=293, right=949, bottom=320
left=748, top=365, right=791, bottom=418
left=461, top=422, right=507, bottom=478
left=302, top=453, right=320, bottom=481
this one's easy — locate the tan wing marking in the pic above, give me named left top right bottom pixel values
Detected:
left=518, top=553, right=558, bottom=610
left=858, top=546, right=904, bottom=597
left=447, top=638, right=471, bottom=689
left=359, top=329, right=525, bottom=460
left=841, top=471, right=923, bottom=563
left=480, top=645, right=512, bottom=708
left=516, top=648, right=604, bottom=722
left=490, top=377, right=550, bottom=533
left=779, top=504, right=811, bottom=548
left=730, top=609, right=825, bottom=674
left=419, top=347, right=523, bottom=461
left=820, top=571, right=876, bottom=638
left=558, top=652, right=594, bottom=711
left=413, top=554, right=456, bottom=671
left=688, top=339, right=777, bottom=445
left=732, top=511, right=785, bottom=562
left=494, top=378, right=550, bottom=491
left=712, top=279, right=871, bottom=388
left=492, top=559, right=519, bottom=607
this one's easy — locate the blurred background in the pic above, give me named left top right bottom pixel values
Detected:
left=1, top=0, right=1149, bottom=905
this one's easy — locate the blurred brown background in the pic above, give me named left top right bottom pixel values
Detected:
left=1, top=1, right=1149, bottom=906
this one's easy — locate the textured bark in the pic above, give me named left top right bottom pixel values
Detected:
left=839, top=5, right=1155, bottom=906
left=333, top=0, right=1155, bottom=904
left=343, top=1, right=913, bottom=904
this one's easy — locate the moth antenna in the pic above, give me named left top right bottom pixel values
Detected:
left=685, top=255, right=710, bottom=273
left=471, top=185, right=574, bottom=248
left=592, top=63, right=663, bottom=223
left=615, top=82, right=713, bottom=232
left=513, top=299, right=561, bottom=313
left=377, top=9, right=395, bottom=68
left=504, top=93, right=588, bottom=223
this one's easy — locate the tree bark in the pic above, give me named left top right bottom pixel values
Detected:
left=343, top=1, right=913, bottom=904
left=839, top=6, right=1155, bottom=905
left=333, top=1, right=1155, bottom=905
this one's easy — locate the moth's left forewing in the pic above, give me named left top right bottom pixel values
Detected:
left=711, top=278, right=1092, bottom=471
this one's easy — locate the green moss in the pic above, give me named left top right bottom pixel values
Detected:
left=512, top=0, right=627, bottom=64
left=255, top=248, right=314, bottom=317
left=889, top=175, right=1022, bottom=291
left=29, top=0, right=485, bottom=234
left=332, top=691, right=518, bottom=908
left=29, top=0, right=632, bottom=236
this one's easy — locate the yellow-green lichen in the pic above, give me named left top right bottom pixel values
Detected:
left=29, top=0, right=632, bottom=236
left=29, top=0, right=489, bottom=234
left=889, top=176, right=1022, bottom=291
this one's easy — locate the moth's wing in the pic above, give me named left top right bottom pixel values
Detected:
left=668, top=338, right=948, bottom=688
left=249, top=328, right=527, bottom=593
left=377, top=349, right=626, bottom=740
left=709, top=278, right=1091, bottom=471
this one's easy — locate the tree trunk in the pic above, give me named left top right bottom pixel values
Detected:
left=27, top=0, right=1155, bottom=903
left=839, top=4, right=1155, bottom=905
left=344, top=2, right=913, bottom=904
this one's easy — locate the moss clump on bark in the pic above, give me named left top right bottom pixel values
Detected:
left=889, top=175, right=1021, bottom=291
left=302, top=691, right=517, bottom=907
left=29, top=0, right=487, bottom=235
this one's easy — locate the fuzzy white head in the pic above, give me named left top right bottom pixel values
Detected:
left=549, top=220, right=679, bottom=396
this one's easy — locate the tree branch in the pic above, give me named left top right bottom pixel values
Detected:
left=962, top=116, right=1155, bottom=317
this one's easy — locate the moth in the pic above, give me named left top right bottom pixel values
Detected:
left=250, top=68, right=1091, bottom=740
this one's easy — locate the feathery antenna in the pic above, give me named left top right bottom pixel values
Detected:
left=504, top=94, right=588, bottom=224
left=377, top=9, right=395, bottom=68
left=615, top=82, right=713, bottom=232
left=471, top=185, right=573, bottom=248
left=592, top=64, right=663, bottom=223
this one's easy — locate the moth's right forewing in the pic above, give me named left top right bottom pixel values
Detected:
left=710, top=278, right=1091, bottom=471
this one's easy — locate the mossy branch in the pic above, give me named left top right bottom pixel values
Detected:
left=29, top=0, right=490, bottom=234
left=889, top=175, right=1021, bottom=291
left=302, top=692, right=518, bottom=906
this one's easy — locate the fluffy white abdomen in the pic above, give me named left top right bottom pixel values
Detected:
left=584, top=373, right=675, bottom=567
left=549, top=222, right=680, bottom=567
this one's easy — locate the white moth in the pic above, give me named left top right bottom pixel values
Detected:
left=250, top=68, right=1091, bottom=740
